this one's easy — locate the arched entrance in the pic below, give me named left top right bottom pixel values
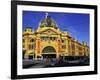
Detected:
left=42, top=46, right=56, bottom=58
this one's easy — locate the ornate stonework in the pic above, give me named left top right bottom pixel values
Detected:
left=23, top=14, right=89, bottom=59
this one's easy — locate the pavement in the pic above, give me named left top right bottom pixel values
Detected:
left=23, top=57, right=89, bottom=69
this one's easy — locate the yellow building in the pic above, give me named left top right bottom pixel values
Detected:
left=23, top=14, right=89, bottom=60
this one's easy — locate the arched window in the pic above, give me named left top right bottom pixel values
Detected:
left=30, top=39, right=34, bottom=42
left=29, top=44, right=34, bottom=50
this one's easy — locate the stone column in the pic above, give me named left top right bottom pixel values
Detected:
left=57, top=39, right=61, bottom=58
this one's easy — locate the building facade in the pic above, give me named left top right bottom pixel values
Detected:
left=23, top=14, right=89, bottom=60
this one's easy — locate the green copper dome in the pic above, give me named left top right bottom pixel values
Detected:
left=39, top=13, right=58, bottom=29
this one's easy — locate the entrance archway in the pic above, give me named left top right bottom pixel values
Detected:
left=42, top=46, right=56, bottom=58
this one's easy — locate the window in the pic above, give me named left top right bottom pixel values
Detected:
left=41, top=37, right=56, bottom=41
left=79, top=52, right=82, bottom=56
left=50, top=37, right=52, bottom=40
left=30, top=39, right=34, bottom=42
left=29, top=44, right=31, bottom=50
left=29, top=44, right=34, bottom=50
left=62, top=45, right=66, bottom=49
left=53, top=37, right=56, bottom=40
left=78, top=46, right=82, bottom=51
left=62, top=40, right=64, bottom=43
left=72, top=51, right=75, bottom=55
left=71, top=43, right=75, bottom=50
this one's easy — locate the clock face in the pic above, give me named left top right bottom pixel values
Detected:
left=48, top=30, right=51, bottom=33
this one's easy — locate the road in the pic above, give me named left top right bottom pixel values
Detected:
left=23, top=57, right=89, bottom=69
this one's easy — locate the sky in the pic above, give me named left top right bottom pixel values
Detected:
left=23, top=11, right=90, bottom=45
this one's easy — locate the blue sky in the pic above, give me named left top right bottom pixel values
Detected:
left=23, top=11, right=90, bottom=45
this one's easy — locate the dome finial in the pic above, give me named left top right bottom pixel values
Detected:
left=45, top=12, right=48, bottom=18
